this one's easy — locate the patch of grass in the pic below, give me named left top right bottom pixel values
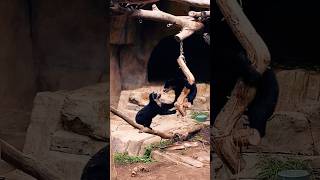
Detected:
left=114, top=151, right=153, bottom=164
left=114, top=140, right=174, bottom=165
left=149, top=139, right=174, bottom=150
left=256, top=156, right=313, bottom=180
left=190, top=111, right=209, bottom=120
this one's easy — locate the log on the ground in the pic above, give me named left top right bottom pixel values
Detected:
left=110, top=106, right=205, bottom=140
left=213, top=0, right=271, bottom=174
left=0, top=139, right=62, bottom=180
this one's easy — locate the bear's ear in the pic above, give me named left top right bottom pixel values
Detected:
left=149, top=93, right=154, bottom=100
left=149, top=92, right=157, bottom=100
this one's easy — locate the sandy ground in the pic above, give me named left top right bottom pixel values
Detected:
left=116, top=161, right=210, bottom=180
left=115, top=128, right=211, bottom=180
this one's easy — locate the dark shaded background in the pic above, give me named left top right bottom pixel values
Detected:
left=238, top=0, right=319, bottom=66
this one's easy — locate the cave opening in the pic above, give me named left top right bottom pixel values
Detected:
left=147, top=34, right=211, bottom=83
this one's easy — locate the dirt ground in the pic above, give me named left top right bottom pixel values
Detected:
left=116, top=161, right=210, bottom=180
left=115, top=127, right=211, bottom=180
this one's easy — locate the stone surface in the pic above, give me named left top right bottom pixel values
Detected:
left=23, top=91, right=67, bottom=158
left=129, top=91, right=149, bottom=106
left=138, top=136, right=162, bottom=156
left=111, top=129, right=154, bottom=155
left=111, top=85, right=210, bottom=156
left=110, top=46, right=122, bottom=106
left=166, top=152, right=204, bottom=168
left=50, top=130, right=107, bottom=156
left=301, top=102, right=320, bottom=155
left=23, top=84, right=109, bottom=180
left=61, top=83, right=109, bottom=140
left=151, top=150, right=192, bottom=168
left=0, top=0, right=36, bottom=150
left=2, top=169, right=36, bottom=180
left=119, top=46, right=148, bottom=90
left=110, top=15, right=137, bottom=44
left=194, top=151, right=210, bottom=164
left=0, top=0, right=36, bottom=110
left=0, top=160, right=14, bottom=175
left=247, top=111, right=314, bottom=155
left=45, top=151, right=90, bottom=180
left=32, top=0, right=108, bottom=91
left=275, top=70, right=320, bottom=112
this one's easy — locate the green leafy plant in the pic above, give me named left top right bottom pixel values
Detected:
left=256, top=156, right=313, bottom=180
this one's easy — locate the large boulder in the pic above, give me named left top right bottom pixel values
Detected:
left=23, top=84, right=108, bottom=180
left=61, top=83, right=109, bottom=140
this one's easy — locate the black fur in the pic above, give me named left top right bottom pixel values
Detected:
left=163, top=77, right=197, bottom=105
left=136, top=92, right=176, bottom=128
left=244, top=68, right=279, bottom=136
left=81, top=146, right=109, bottom=180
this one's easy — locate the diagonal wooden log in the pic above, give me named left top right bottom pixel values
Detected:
left=213, top=0, right=271, bottom=174
left=0, top=139, right=62, bottom=180
left=110, top=106, right=204, bottom=140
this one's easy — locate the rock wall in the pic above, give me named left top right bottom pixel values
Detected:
left=31, top=0, right=108, bottom=91
left=0, top=0, right=36, bottom=110
left=0, top=0, right=109, bottom=150
left=275, top=69, right=320, bottom=112
left=0, top=0, right=37, bottom=150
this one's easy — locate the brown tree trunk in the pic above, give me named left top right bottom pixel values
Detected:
left=213, top=0, right=271, bottom=174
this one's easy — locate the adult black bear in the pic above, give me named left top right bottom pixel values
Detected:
left=163, top=76, right=197, bottom=109
left=136, top=92, right=176, bottom=129
left=81, top=146, right=109, bottom=180
left=212, top=3, right=279, bottom=137
left=148, top=33, right=210, bottom=112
